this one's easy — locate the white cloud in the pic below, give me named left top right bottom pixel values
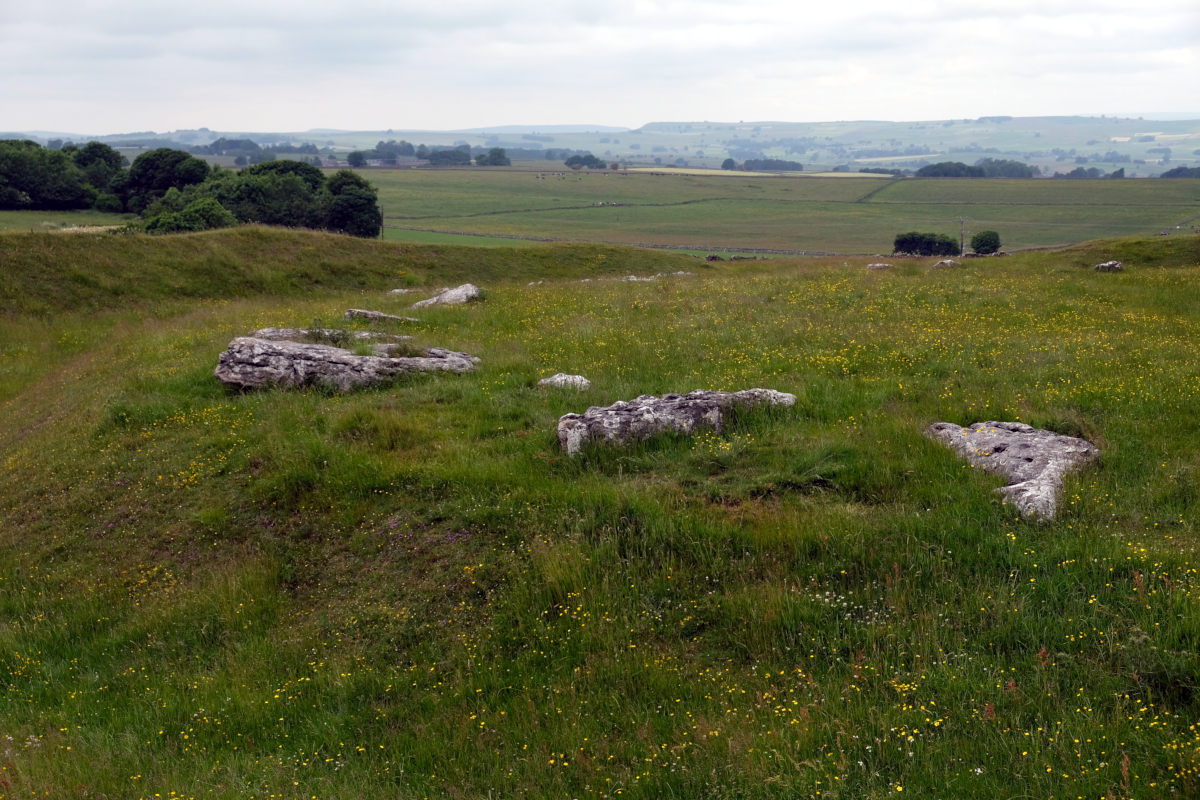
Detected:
left=0, top=0, right=1196, bottom=132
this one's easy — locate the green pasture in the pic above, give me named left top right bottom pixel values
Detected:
left=871, top=178, right=1200, bottom=206
left=382, top=227, right=541, bottom=248
left=362, top=169, right=1200, bottom=253
left=0, top=228, right=1198, bottom=799
left=0, top=208, right=132, bottom=233
left=372, top=169, right=871, bottom=220
left=402, top=197, right=1197, bottom=253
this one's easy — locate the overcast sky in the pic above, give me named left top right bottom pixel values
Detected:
left=2, top=0, right=1197, bottom=134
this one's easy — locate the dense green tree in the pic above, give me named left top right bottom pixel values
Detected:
left=122, top=148, right=209, bottom=212
left=346, top=151, right=367, bottom=168
left=426, top=147, right=472, bottom=166
left=721, top=158, right=736, bottom=170
left=325, top=169, right=376, bottom=197
left=1161, top=166, right=1200, bottom=178
left=893, top=231, right=960, bottom=256
left=134, top=162, right=383, bottom=239
left=144, top=197, right=238, bottom=234
left=241, top=160, right=327, bottom=191
left=744, top=158, right=804, bottom=172
left=970, top=230, right=1001, bottom=254
left=0, top=139, right=95, bottom=210
left=327, top=187, right=382, bottom=237
left=564, top=154, right=606, bottom=169
left=974, top=158, right=1038, bottom=178
left=915, top=161, right=984, bottom=178
left=476, top=147, right=511, bottom=167
left=73, top=142, right=123, bottom=191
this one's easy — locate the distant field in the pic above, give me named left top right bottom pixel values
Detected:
left=0, top=209, right=132, bottom=233
left=370, top=169, right=871, bottom=220
left=365, top=169, right=1200, bottom=253
left=870, top=178, right=1200, bottom=206
left=382, top=228, right=540, bottom=247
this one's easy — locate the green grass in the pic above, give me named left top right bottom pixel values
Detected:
left=0, top=209, right=134, bottom=232
left=370, top=168, right=870, bottom=219
left=383, top=227, right=543, bottom=247
left=869, top=177, right=1200, bottom=206
left=1, top=229, right=1199, bottom=799
left=359, top=168, right=1200, bottom=253
left=0, top=226, right=697, bottom=315
left=404, top=197, right=1197, bottom=253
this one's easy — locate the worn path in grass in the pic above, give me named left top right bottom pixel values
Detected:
left=0, top=229, right=1198, bottom=799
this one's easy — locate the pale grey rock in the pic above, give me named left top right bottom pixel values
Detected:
left=619, top=271, right=695, bottom=283
left=214, top=337, right=476, bottom=391
left=344, top=309, right=420, bottom=323
left=1095, top=261, right=1123, bottom=272
left=250, top=327, right=411, bottom=343
left=924, top=420, right=1100, bottom=519
left=387, top=288, right=419, bottom=296
left=867, top=263, right=894, bottom=270
left=411, top=284, right=481, bottom=308
left=539, top=373, right=591, bottom=390
left=558, top=388, right=795, bottom=456
left=933, top=259, right=960, bottom=268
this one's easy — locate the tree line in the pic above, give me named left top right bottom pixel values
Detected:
left=915, top=159, right=1039, bottom=178
left=0, top=140, right=382, bottom=237
left=893, top=230, right=1002, bottom=256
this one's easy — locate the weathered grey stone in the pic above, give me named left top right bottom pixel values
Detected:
left=1095, top=261, right=1123, bottom=272
left=558, top=389, right=796, bottom=456
left=214, top=337, right=476, bottom=391
left=933, top=259, right=960, bottom=268
left=539, top=373, right=591, bottom=390
left=867, top=263, right=894, bottom=270
left=411, top=284, right=481, bottom=308
left=924, top=420, right=1100, bottom=519
left=344, top=309, right=420, bottom=322
left=387, top=288, right=419, bottom=296
left=250, top=327, right=411, bottom=343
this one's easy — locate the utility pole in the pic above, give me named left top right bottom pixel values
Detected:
left=956, top=216, right=971, bottom=255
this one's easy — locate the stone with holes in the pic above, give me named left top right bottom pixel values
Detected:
left=344, top=309, right=420, bottom=322
left=411, top=284, right=481, bottom=308
left=539, top=373, right=591, bottom=390
left=924, top=420, right=1100, bottom=519
left=558, top=389, right=795, bottom=456
left=214, top=337, right=477, bottom=391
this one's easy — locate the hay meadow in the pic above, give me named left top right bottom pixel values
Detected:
left=0, top=227, right=1199, bottom=799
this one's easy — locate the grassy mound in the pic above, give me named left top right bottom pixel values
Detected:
left=0, top=230, right=1198, bottom=799
left=0, top=225, right=698, bottom=314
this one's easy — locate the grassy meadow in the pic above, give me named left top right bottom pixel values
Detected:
left=0, top=209, right=134, bottom=233
left=1, top=227, right=1199, bottom=799
left=370, top=169, right=1200, bottom=253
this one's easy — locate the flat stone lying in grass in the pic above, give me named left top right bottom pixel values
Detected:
left=214, top=337, right=477, bottom=391
left=924, top=420, right=1100, bottom=519
left=1095, top=261, right=1123, bottom=272
left=345, top=309, right=420, bottom=322
left=411, top=284, right=481, bottom=308
left=933, top=259, right=961, bottom=268
left=558, top=389, right=795, bottom=457
left=251, top=327, right=411, bottom=342
left=539, top=373, right=591, bottom=390
left=867, top=263, right=893, bottom=270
